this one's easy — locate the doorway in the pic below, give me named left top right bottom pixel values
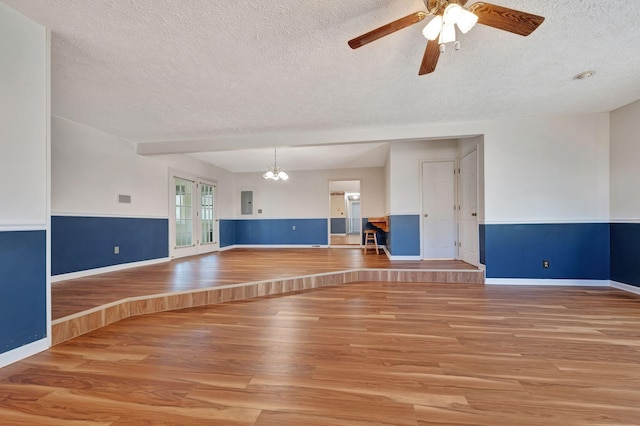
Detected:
left=169, top=172, right=219, bottom=259
left=420, top=147, right=480, bottom=266
left=329, top=180, right=361, bottom=246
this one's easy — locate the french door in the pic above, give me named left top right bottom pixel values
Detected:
left=170, top=174, right=219, bottom=259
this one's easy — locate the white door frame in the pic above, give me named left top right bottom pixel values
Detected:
left=328, top=179, right=362, bottom=247
left=169, top=170, right=219, bottom=259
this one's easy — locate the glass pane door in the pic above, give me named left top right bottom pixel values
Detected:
left=201, top=183, right=215, bottom=245
left=175, top=177, right=193, bottom=248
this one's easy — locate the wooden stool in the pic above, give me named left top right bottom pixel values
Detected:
left=363, top=230, right=379, bottom=255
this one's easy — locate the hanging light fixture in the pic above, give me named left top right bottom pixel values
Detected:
left=422, top=2, right=478, bottom=51
left=262, top=148, right=289, bottom=181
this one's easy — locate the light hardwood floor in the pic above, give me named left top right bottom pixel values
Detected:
left=2, top=281, right=640, bottom=425
left=330, top=234, right=362, bottom=245
left=52, top=248, right=475, bottom=320
left=51, top=249, right=481, bottom=344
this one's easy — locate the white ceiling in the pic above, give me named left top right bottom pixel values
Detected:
left=4, top=0, right=640, bottom=171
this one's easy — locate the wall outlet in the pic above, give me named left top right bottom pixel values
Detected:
left=292, top=225, right=296, bottom=230
left=542, top=260, right=549, bottom=268
left=114, top=246, right=120, bottom=254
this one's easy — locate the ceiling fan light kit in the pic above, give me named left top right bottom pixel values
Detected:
left=349, top=0, right=544, bottom=75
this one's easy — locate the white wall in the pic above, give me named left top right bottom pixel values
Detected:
left=384, top=114, right=609, bottom=224
left=389, top=139, right=459, bottom=215
left=384, top=150, right=391, bottom=215
left=0, top=3, right=48, bottom=227
left=52, top=116, right=234, bottom=219
left=483, top=114, right=610, bottom=224
left=233, top=167, right=385, bottom=219
left=330, top=194, right=345, bottom=219
left=0, top=1, right=50, bottom=365
left=610, top=99, right=640, bottom=221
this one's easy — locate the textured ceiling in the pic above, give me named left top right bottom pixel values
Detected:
left=3, top=0, right=640, bottom=170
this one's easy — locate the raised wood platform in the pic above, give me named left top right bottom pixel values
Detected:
left=52, top=248, right=483, bottom=345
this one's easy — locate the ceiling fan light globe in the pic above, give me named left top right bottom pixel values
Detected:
left=422, top=15, right=443, bottom=40
left=278, top=171, right=289, bottom=181
left=456, top=9, right=478, bottom=34
left=443, top=3, right=463, bottom=25
left=439, top=23, right=456, bottom=44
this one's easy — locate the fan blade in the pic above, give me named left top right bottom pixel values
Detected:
left=418, top=39, right=440, bottom=75
left=467, top=2, right=544, bottom=36
left=348, top=11, right=427, bottom=49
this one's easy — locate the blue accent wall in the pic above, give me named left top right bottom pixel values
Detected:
left=388, top=215, right=420, bottom=256
left=219, top=219, right=236, bottom=248
left=330, top=218, right=346, bottom=234
left=479, top=224, right=486, bottom=265
left=611, top=223, right=640, bottom=287
left=225, top=219, right=327, bottom=245
left=52, top=216, right=168, bottom=275
left=484, top=223, right=610, bottom=280
left=0, top=230, right=47, bottom=353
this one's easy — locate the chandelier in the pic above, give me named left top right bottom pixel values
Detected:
left=262, top=148, right=289, bottom=181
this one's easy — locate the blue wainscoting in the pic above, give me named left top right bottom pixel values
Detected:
left=479, top=224, right=486, bottom=265
left=0, top=230, right=47, bottom=354
left=231, top=219, right=328, bottom=246
left=388, top=215, right=420, bottom=256
left=610, top=223, right=640, bottom=287
left=330, top=218, right=346, bottom=234
left=219, top=219, right=236, bottom=248
left=52, top=216, right=168, bottom=275
left=483, top=223, right=610, bottom=279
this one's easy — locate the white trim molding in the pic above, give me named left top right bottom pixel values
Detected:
left=0, top=225, right=47, bottom=232
left=0, top=338, right=49, bottom=369
left=485, top=278, right=609, bottom=287
left=482, top=220, right=611, bottom=225
left=222, top=244, right=330, bottom=250
left=51, top=213, right=170, bottom=219
left=610, top=281, right=640, bottom=296
left=51, top=257, right=170, bottom=282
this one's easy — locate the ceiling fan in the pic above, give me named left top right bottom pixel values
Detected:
left=348, top=0, right=544, bottom=75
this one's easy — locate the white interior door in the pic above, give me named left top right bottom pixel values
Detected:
left=422, top=161, right=456, bottom=259
left=459, top=150, right=478, bottom=266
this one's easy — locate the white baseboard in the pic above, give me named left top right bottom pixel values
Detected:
left=387, top=255, right=422, bottom=261
left=485, top=278, right=610, bottom=287
left=227, top=244, right=330, bottom=249
left=51, top=257, right=170, bottom=282
left=0, top=338, right=49, bottom=368
left=610, top=281, right=640, bottom=296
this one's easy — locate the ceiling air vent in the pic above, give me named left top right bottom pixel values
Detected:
left=118, top=194, right=132, bottom=204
